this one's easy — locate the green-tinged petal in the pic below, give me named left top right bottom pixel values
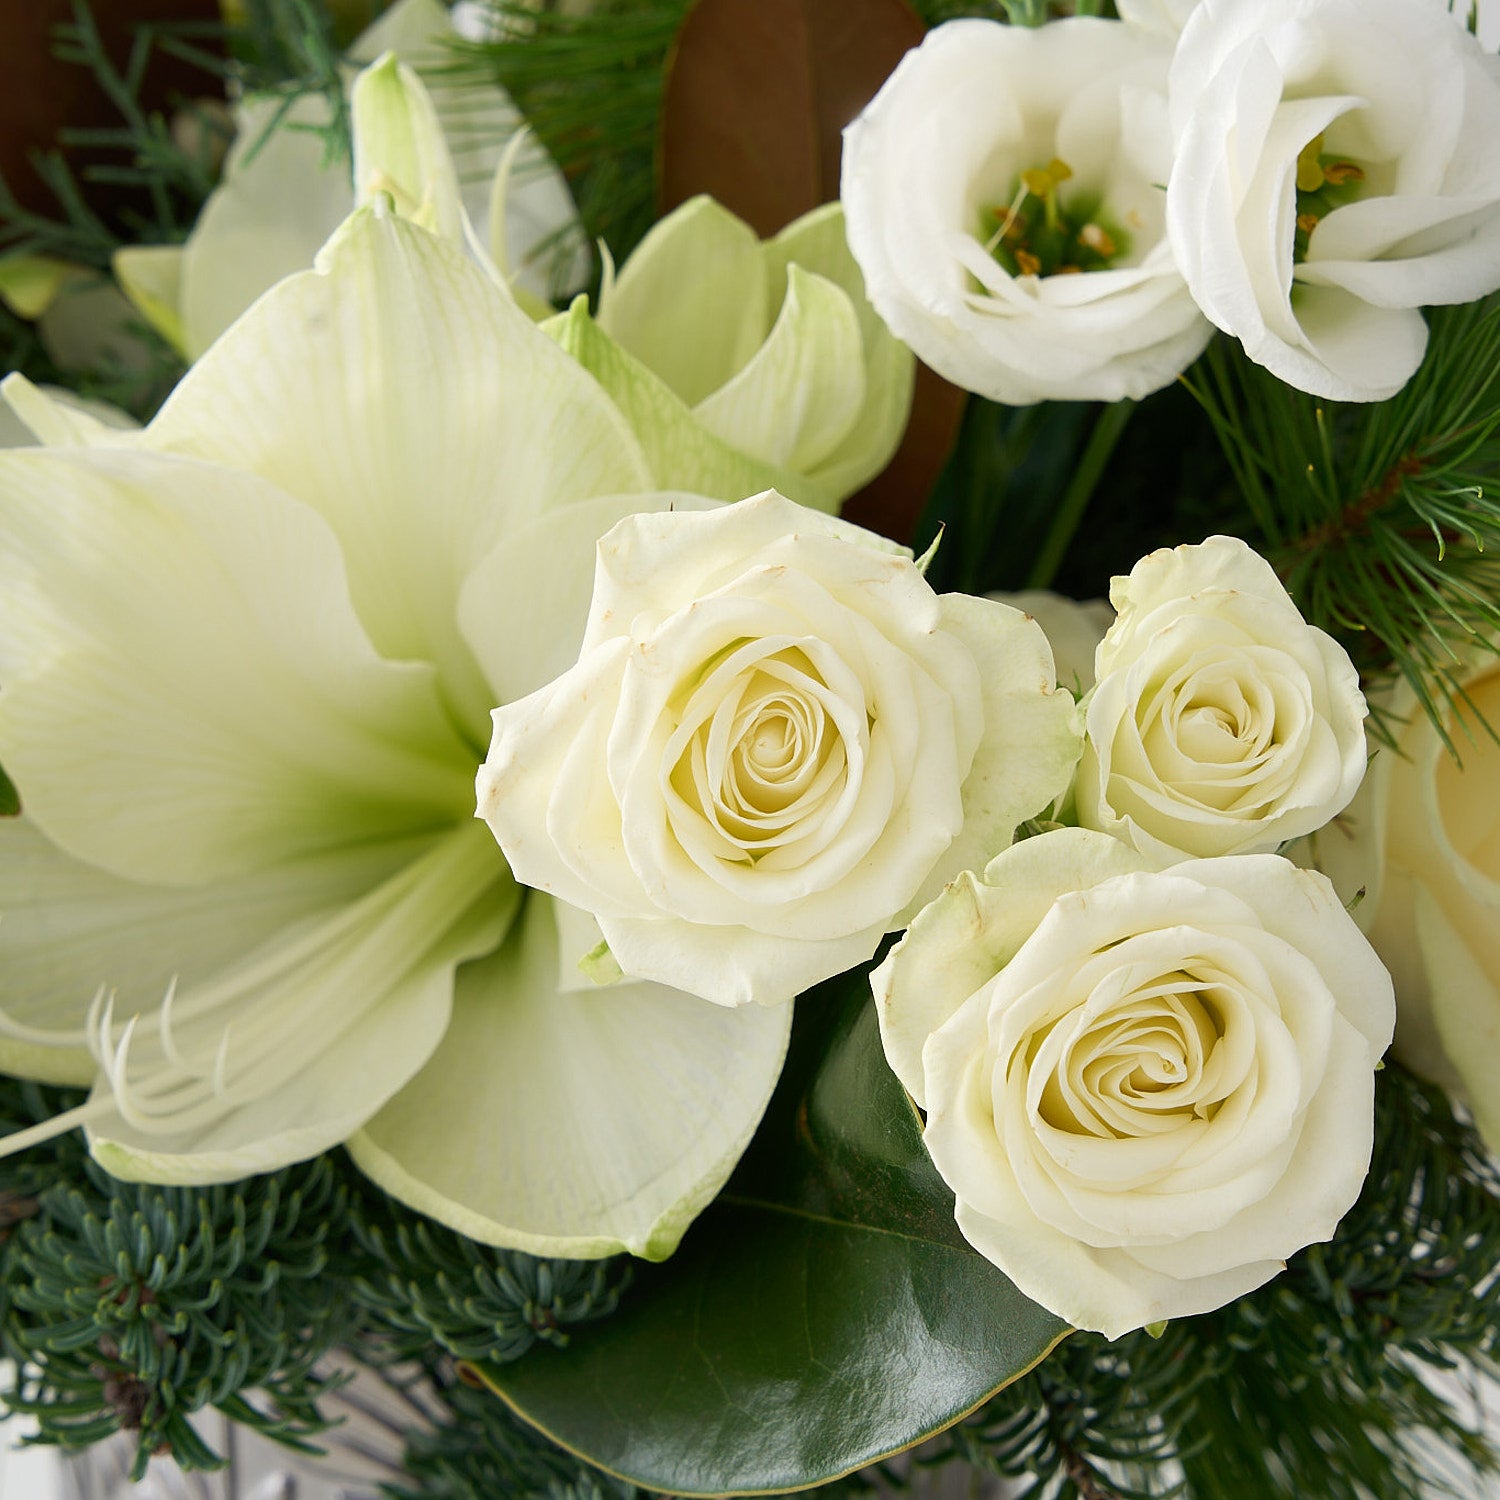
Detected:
left=0, top=373, right=138, bottom=447
left=177, top=92, right=352, bottom=360
left=0, top=255, right=79, bottom=320
left=84, top=822, right=516, bottom=1184
left=543, top=297, right=839, bottom=512
left=692, top=264, right=866, bottom=474
left=349, top=891, right=792, bottom=1258
left=0, top=447, right=474, bottom=885
left=351, top=54, right=464, bottom=242
left=766, top=203, right=915, bottom=496
left=112, top=245, right=188, bottom=356
left=458, top=492, right=720, bottom=708
left=902, top=593, right=1083, bottom=914
left=0, top=817, right=425, bottom=1087
left=146, top=207, right=652, bottom=733
left=597, top=195, right=768, bottom=407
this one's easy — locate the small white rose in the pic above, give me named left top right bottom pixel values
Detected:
left=1357, top=651, right=1500, bottom=1153
left=840, top=17, right=1212, bottom=406
left=873, top=827, right=1394, bottom=1338
left=1166, top=0, right=1500, bottom=402
left=1077, top=535, right=1367, bottom=861
left=476, top=492, right=1081, bottom=1007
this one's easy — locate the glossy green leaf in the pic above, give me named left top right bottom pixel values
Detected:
left=474, top=971, right=1068, bottom=1496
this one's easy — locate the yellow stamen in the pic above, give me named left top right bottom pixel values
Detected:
left=1297, top=212, right=1321, bottom=235
left=1296, top=133, right=1326, bottom=193
left=1322, top=160, right=1365, bottom=186
left=1015, top=248, right=1042, bottom=277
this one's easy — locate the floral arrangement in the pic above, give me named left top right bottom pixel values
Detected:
left=0, top=0, right=1498, bottom=1497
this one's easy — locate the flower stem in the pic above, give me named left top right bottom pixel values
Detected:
left=1024, top=399, right=1136, bottom=590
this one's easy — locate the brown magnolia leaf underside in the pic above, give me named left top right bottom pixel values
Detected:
left=658, top=0, right=925, bottom=237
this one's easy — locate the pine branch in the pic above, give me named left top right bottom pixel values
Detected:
left=1182, top=299, right=1500, bottom=748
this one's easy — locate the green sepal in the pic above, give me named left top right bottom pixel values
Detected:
left=542, top=296, right=840, bottom=512
left=473, top=969, right=1066, bottom=1496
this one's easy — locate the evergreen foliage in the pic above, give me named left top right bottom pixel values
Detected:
left=1184, top=300, right=1500, bottom=746
left=0, top=1136, right=360, bottom=1480
left=350, top=1183, right=631, bottom=1365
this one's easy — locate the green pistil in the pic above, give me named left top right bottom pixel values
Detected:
left=1293, top=132, right=1367, bottom=262
left=980, top=157, right=1131, bottom=279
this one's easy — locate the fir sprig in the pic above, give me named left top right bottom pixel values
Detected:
left=1, top=1153, right=360, bottom=1480
left=1184, top=299, right=1500, bottom=746
left=351, top=1186, right=631, bottom=1365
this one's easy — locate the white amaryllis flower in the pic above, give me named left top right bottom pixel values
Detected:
left=1076, top=535, right=1367, bottom=862
left=547, top=196, right=914, bottom=513
left=0, top=205, right=790, bottom=1261
left=1166, top=0, right=1500, bottom=402
left=840, top=17, right=1212, bottom=406
left=476, top=493, right=1081, bottom=1007
left=114, top=0, right=586, bottom=360
left=873, top=827, right=1394, bottom=1338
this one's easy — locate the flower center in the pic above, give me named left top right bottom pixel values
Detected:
left=1293, top=132, right=1367, bottom=262
left=981, top=156, right=1131, bottom=278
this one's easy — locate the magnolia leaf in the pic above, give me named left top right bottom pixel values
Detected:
left=475, top=970, right=1066, bottom=1496
left=659, top=0, right=925, bottom=238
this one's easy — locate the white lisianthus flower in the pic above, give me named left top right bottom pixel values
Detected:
left=1336, top=651, right=1500, bottom=1154
left=840, top=17, right=1212, bottom=406
left=547, top=196, right=915, bottom=512
left=1166, top=0, right=1500, bottom=402
left=0, top=205, right=791, bottom=1262
left=1076, top=535, right=1367, bottom=862
left=114, top=0, right=586, bottom=360
left=873, top=827, right=1394, bottom=1338
left=476, top=493, right=1081, bottom=1007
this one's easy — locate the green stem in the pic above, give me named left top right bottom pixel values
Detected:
left=1024, top=399, right=1136, bottom=590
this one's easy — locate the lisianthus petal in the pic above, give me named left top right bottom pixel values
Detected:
left=692, top=265, right=865, bottom=474
left=81, top=822, right=514, bottom=1183
left=597, top=195, right=769, bottom=407
left=0, top=817, right=425, bottom=1087
left=458, top=492, right=721, bottom=708
left=146, top=207, right=652, bottom=733
left=0, top=446, right=474, bottom=885
left=348, top=892, right=791, bottom=1257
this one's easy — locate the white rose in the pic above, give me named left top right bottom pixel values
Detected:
left=476, top=492, right=1081, bottom=1006
left=840, top=17, right=1212, bottom=406
left=990, top=590, right=1114, bottom=696
left=1354, top=651, right=1500, bottom=1152
left=1166, top=0, right=1500, bottom=402
left=873, top=827, right=1395, bottom=1338
left=1077, top=535, right=1367, bottom=861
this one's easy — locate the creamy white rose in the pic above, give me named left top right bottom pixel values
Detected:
left=1077, top=535, right=1367, bottom=861
left=476, top=492, right=1080, bottom=1007
left=873, top=827, right=1394, bottom=1338
left=1351, top=651, right=1500, bottom=1153
left=841, top=17, right=1212, bottom=406
left=1166, top=0, right=1500, bottom=402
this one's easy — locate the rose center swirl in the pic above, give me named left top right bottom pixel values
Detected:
left=1029, top=973, right=1235, bottom=1141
